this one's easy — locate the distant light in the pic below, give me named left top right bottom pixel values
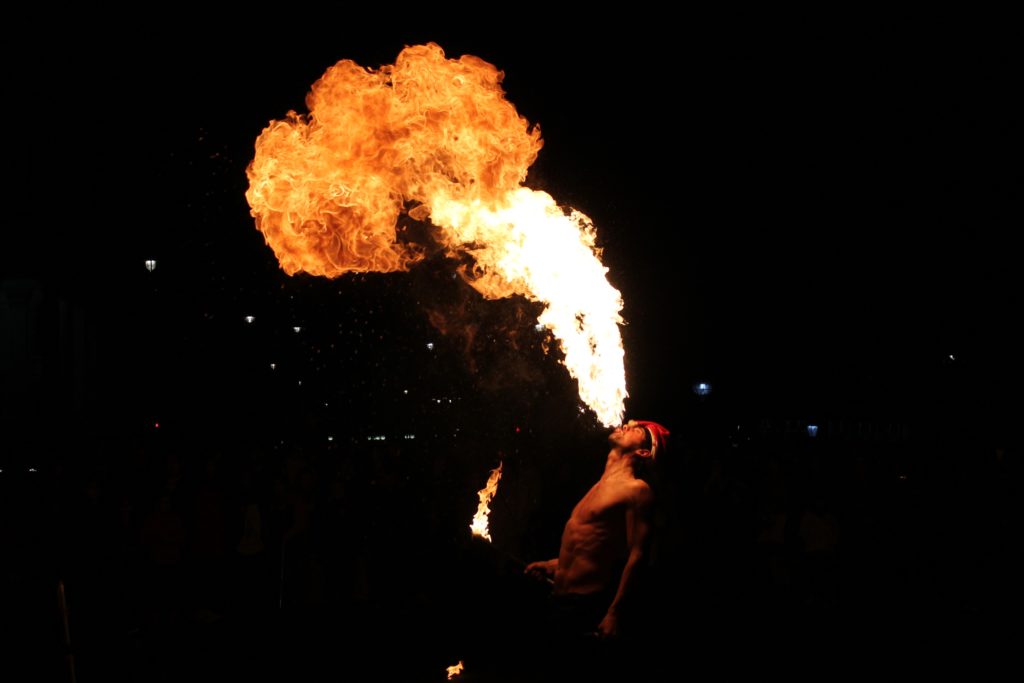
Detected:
left=28, top=467, right=38, bottom=473
left=269, top=363, right=276, bottom=370
left=327, top=436, right=334, bottom=442
left=899, top=474, right=907, bottom=481
left=404, top=434, right=416, bottom=440
left=948, top=354, right=955, bottom=361
left=297, top=380, right=302, bottom=386
left=144, top=259, right=157, bottom=272
left=293, top=326, right=302, bottom=333
left=403, top=389, right=408, bottom=395
left=426, top=342, right=435, bottom=351
left=807, top=425, right=819, bottom=437
left=515, top=426, right=521, bottom=433
left=245, top=315, right=255, bottom=324
left=154, top=422, right=160, bottom=429
left=366, top=435, right=387, bottom=441
left=693, top=382, right=712, bottom=396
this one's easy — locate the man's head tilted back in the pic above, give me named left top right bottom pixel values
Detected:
left=624, top=419, right=670, bottom=460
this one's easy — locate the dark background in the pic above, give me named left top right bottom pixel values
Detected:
left=8, top=15, right=1021, bottom=681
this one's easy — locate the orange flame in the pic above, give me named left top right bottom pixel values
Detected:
left=469, top=462, right=503, bottom=542
left=246, top=43, right=626, bottom=425
left=446, top=660, right=465, bottom=679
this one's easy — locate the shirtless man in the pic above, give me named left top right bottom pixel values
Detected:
left=525, top=419, right=670, bottom=639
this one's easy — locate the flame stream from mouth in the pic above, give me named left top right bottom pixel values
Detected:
left=246, top=43, right=627, bottom=425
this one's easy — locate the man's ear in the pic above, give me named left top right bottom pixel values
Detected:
left=635, top=447, right=653, bottom=459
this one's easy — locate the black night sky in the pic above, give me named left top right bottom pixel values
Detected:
left=10, top=16, right=1022, bottom=681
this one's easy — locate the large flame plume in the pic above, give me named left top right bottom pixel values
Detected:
left=446, top=660, right=465, bottom=680
left=469, top=462, right=503, bottom=542
left=246, top=43, right=626, bottom=425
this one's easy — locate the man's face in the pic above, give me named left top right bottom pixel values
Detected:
left=609, top=420, right=651, bottom=453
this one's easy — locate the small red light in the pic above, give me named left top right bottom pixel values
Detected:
left=515, top=426, right=521, bottom=433
left=154, top=422, right=160, bottom=429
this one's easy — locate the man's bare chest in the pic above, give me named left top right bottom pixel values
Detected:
left=572, top=481, right=630, bottom=523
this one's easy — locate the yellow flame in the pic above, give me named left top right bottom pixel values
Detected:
left=470, top=462, right=503, bottom=542
left=431, top=190, right=626, bottom=425
left=446, top=660, right=465, bottom=679
left=246, top=43, right=626, bottom=425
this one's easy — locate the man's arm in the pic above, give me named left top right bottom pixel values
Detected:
left=597, top=484, right=653, bottom=638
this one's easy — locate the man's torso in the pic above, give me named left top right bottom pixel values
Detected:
left=554, top=473, right=645, bottom=594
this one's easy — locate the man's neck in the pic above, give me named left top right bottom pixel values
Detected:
left=602, top=449, right=635, bottom=478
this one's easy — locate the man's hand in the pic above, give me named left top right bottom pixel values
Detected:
left=524, top=558, right=557, bottom=582
left=596, top=611, right=619, bottom=639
